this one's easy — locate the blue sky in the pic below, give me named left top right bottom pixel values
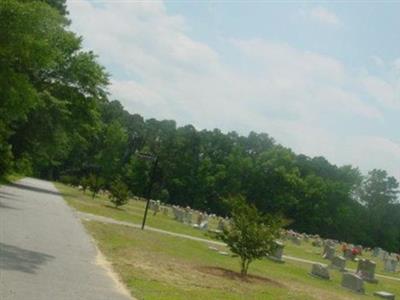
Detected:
left=67, top=1, right=400, bottom=181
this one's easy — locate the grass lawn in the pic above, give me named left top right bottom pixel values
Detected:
left=83, top=220, right=400, bottom=300
left=55, top=182, right=221, bottom=239
left=56, top=182, right=400, bottom=299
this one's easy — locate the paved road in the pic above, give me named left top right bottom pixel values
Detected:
left=0, top=178, right=133, bottom=300
left=78, top=211, right=400, bottom=283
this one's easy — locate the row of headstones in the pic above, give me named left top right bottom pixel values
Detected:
left=373, top=247, right=399, bottom=273
left=322, top=242, right=399, bottom=273
left=284, top=228, right=399, bottom=268
left=311, top=264, right=395, bottom=299
left=149, top=200, right=230, bottom=232
left=155, top=200, right=399, bottom=273
left=268, top=240, right=396, bottom=299
left=310, top=261, right=395, bottom=299
left=283, top=230, right=319, bottom=246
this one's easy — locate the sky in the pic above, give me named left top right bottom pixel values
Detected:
left=67, top=0, right=400, bottom=182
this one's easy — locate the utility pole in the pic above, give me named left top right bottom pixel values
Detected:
left=139, top=153, right=158, bottom=230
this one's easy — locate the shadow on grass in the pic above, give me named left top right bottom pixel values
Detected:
left=104, top=204, right=125, bottom=211
left=197, top=266, right=284, bottom=286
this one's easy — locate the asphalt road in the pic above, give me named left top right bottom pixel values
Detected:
left=0, top=178, right=133, bottom=300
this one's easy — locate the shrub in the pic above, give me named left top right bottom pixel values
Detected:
left=219, top=195, right=283, bottom=277
left=109, top=179, right=129, bottom=208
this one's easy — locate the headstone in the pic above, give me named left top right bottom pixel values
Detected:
left=341, top=273, right=364, bottom=294
left=312, top=239, right=322, bottom=247
left=152, top=200, right=160, bottom=215
left=344, top=248, right=355, bottom=260
left=331, top=255, right=346, bottom=271
left=184, top=211, right=192, bottom=224
left=357, top=259, right=378, bottom=283
left=268, top=241, right=285, bottom=263
left=176, top=209, right=184, bottom=223
left=373, top=247, right=381, bottom=257
left=373, top=291, right=396, bottom=300
left=384, top=258, right=398, bottom=273
left=292, top=236, right=301, bottom=246
left=161, top=206, right=169, bottom=216
left=323, top=245, right=335, bottom=260
left=196, top=212, right=203, bottom=225
left=199, top=220, right=208, bottom=230
left=310, top=263, right=330, bottom=280
left=217, top=218, right=225, bottom=231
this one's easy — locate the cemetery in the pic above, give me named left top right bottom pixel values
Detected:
left=57, top=182, right=400, bottom=300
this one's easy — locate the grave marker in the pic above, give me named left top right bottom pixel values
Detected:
left=341, top=273, right=364, bottom=294
left=357, top=259, right=378, bottom=283
left=310, top=263, right=330, bottom=280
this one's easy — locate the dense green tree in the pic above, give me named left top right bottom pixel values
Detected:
left=219, top=195, right=283, bottom=276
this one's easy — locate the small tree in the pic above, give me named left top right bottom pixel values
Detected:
left=87, top=173, right=105, bottom=199
left=109, top=179, right=129, bottom=208
left=219, top=195, right=283, bottom=277
left=80, top=176, right=90, bottom=193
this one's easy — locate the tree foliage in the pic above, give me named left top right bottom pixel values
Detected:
left=109, top=178, right=129, bottom=208
left=220, top=196, right=283, bottom=276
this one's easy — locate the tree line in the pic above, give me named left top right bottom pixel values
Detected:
left=1, top=0, right=399, bottom=252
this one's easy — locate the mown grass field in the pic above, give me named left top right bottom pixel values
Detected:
left=56, top=182, right=400, bottom=300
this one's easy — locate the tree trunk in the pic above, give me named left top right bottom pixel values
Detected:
left=240, top=258, right=248, bottom=277
left=240, top=258, right=252, bottom=277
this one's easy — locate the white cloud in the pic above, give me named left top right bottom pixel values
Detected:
left=67, top=0, right=399, bottom=181
left=342, top=136, right=400, bottom=181
left=361, top=76, right=400, bottom=110
left=370, top=55, right=385, bottom=68
left=300, top=6, right=342, bottom=27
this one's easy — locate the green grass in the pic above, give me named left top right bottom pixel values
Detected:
left=56, top=182, right=400, bottom=299
left=0, top=173, right=24, bottom=185
left=83, top=220, right=400, bottom=300
left=55, top=182, right=221, bottom=239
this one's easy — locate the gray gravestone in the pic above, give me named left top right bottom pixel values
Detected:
left=373, top=247, right=381, bottom=257
left=384, top=258, right=398, bottom=273
left=268, top=241, right=285, bottom=263
left=331, top=255, right=346, bottom=271
left=292, top=236, right=301, bottom=245
left=341, top=273, right=364, bottom=294
left=323, top=245, right=335, bottom=260
left=199, top=220, right=208, bottom=230
left=310, top=263, right=330, bottom=280
left=184, top=211, right=192, bottom=224
left=373, top=291, right=396, bottom=300
left=344, top=248, right=355, bottom=260
left=312, top=239, right=322, bottom=247
left=357, top=259, right=378, bottom=283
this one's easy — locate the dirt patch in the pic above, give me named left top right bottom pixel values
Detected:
left=197, top=266, right=284, bottom=287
